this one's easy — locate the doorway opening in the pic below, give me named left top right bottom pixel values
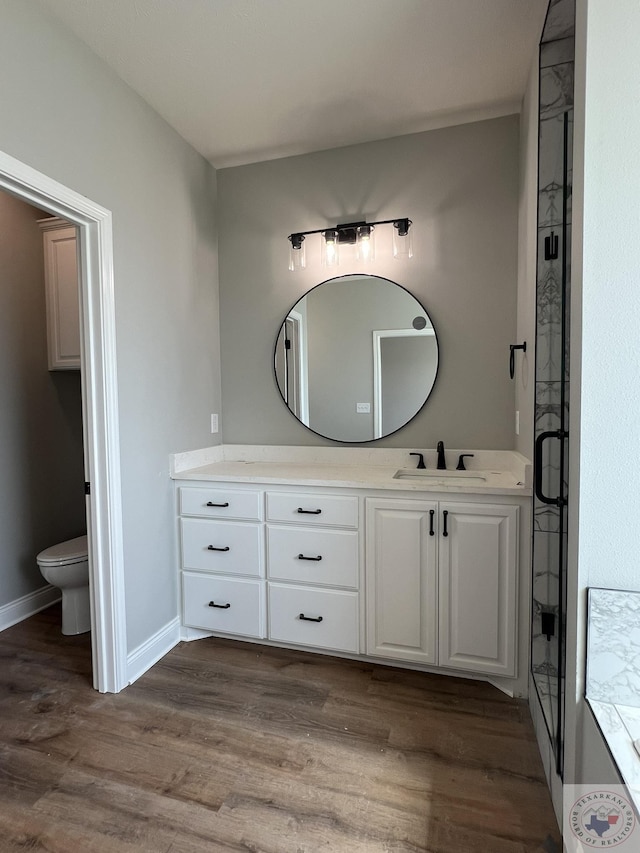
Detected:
left=372, top=328, right=437, bottom=439
left=0, top=149, right=127, bottom=693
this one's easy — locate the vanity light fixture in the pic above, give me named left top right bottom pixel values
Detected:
left=288, top=232, right=306, bottom=271
left=392, top=217, right=413, bottom=259
left=287, top=218, right=412, bottom=270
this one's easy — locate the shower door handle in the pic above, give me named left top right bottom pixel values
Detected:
left=534, top=430, right=568, bottom=506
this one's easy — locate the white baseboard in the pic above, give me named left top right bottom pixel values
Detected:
left=126, top=616, right=181, bottom=686
left=0, top=585, right=61, bottom=632
left=181, top=625, right=214, bottom=642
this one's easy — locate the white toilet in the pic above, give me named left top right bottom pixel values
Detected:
left=36, top=535, right=90, bottom=635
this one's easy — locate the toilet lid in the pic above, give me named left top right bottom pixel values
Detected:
left=36, top=535, right=88, bottom=566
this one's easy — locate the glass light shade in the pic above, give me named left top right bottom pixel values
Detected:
left=356, top=224, right=375, bottom=262
left=288, top=234, right=306, bottom=271
left=392, top=219, right=413, bottom=259
left=322, top=229, right=340, bottom=267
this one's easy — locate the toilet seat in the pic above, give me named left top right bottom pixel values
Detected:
left=36, top=535, right=88, bottom=566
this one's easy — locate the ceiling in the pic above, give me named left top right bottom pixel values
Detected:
left=38, top=0, right=548, bottom=169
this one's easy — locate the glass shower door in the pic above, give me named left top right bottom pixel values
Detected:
left=531, top=9, right=574, bottom=776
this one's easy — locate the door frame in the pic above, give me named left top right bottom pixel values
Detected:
left=0, top=149, right=127, bottom=693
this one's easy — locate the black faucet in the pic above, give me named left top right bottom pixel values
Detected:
left=456, top=453, right=474, bottom=471
left=436, top=441, right=446, bottom=470
left=410, top=452, right=426, bottom=469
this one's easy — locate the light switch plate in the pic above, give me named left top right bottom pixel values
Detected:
left=211, top=413, right=219, bottom=433
left=356, top=403, right=371, bottom=414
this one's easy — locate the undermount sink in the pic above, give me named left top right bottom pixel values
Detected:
left=393, top=469, right=488, bottom=485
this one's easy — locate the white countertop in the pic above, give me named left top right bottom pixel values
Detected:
left=170, top=445, right=532, bottom=497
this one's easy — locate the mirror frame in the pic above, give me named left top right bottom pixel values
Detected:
left=273, top=274, right=440, bottom=444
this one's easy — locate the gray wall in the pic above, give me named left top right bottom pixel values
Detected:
left=0, top=0, right=221, bottom=651
left=218, top=116, right=519, bottom=449
left=381, top=336, right=436, bottom=435
left=0, top=192, right=86, bottom=605
left=516, top=59, right=538, bottom=458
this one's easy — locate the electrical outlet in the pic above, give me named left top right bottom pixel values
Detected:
left=356, top=403, right=371, bottom=414
left=515, top=410, right=520, bottom=435
left=211, top=413, right=219, bottom=434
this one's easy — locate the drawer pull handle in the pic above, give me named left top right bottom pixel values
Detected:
left=299, top=613, right=323, bottom=623
left=298, top=553, right=322, bottom=561
left=208, top=601, right=230, bottom=609
left=297, top=507, right=322, bottom=515
left=442, top=510, right=449, bottom=537
left=206, top=501, right=229, bottom=507
left=207, top=545, right=230, bottom=552
left=429, top=509, right=435, bottom=536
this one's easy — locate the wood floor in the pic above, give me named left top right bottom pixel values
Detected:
left=0, top=606, right=561, bottom=852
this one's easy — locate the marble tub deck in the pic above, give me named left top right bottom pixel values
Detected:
left=587, top=589, right=640, bottom=811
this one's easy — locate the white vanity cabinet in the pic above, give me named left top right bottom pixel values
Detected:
left=179, top=486, right=266, bottom=639
left=174, top=462, right=529, bottom=691
left=39, top=217, right=81, bottom=371
left=366, top=496, right=519, bottom=677
left=266, top=491, right=360, bottom=654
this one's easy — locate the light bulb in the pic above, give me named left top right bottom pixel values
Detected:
left=356, top=224, right=375, bottom=262
left=322, top=229, right=339, bottom=267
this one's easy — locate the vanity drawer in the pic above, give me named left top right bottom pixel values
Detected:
left=181, top=518, right=263, bottom=577
left=268, top=583, right=359, bottom=653
left=266, top=492, right=358, bottom=529
left=267, top=525, right=358, bottom=589
left=183, top=572, right=265, bottom=637
left=180, top=487, right=262, bottom=521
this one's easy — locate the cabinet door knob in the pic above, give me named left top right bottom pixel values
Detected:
left=298, top=553, right=322, bottom=561
left=207, top=545, right=230, bottom=552
left=429, top=509, right=435, bottom=536
left=206, top=501, right=229, bottom=507
left=297, top=507, right=322, bottom=515
left=442, top=510, right=449, bottom=537
left=208, top=601, right=231, bottom=609
left=299, top=613, right=323, bottom=623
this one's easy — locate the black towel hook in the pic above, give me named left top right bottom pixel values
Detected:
left=509, top=342, right=527, bottom=379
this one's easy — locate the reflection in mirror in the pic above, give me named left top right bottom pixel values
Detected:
left=274, top=275, right=438, bottom=443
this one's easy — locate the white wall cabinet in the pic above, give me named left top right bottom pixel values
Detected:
left=177, top=479, right=524, bottom=686
left=366, top=497, right=518, bottom=677
left=39, top=218, right=81, bottom=370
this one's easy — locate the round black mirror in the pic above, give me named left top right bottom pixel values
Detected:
left=274, top=274, right=439, bottom=443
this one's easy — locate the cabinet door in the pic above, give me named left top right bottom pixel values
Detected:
left=42, top=224, right=81, bottom=370
left=438, top=503, right=518, bottom=677
left=365, top=498, right=438, bottom=664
